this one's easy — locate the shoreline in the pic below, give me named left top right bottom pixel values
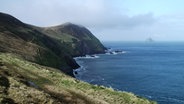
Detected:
left=73, top=49, right=127, bottom=78
left=73, top=55, right=156, bottom=103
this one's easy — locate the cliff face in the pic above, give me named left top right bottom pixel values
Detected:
left=35, top=22, right=106, bottom=56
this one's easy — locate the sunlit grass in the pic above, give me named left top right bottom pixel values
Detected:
left=0, top=53, right=156, bottom=104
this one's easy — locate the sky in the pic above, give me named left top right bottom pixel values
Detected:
left=0, top=0, right=184, bottom=41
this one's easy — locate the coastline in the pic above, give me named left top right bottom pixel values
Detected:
left=73, top=48, right=127, bottom=78
left=74, top=42, right=184, bottom=104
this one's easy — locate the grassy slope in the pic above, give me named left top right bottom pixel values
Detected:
left=0, top=53, right=156, bottom=104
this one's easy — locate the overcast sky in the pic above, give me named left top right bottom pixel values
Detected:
left=1, top=0, right=184, bottom=41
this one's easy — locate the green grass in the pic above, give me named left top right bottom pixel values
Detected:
left=0, top=53, right=157, bottom=104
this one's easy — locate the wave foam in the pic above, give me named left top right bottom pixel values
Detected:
left=74, top=54, right=100, bottom=59
left=105, top=50, right=127, bottom=55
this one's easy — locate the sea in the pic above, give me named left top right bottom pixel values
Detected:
left=74, top=42, right=184, bottom=104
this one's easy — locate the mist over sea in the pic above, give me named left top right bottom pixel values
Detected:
left=75, top=42, right=184, bottom=104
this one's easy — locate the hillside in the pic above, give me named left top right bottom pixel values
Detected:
left=0, top=53, right=156, bottom=104
left=33, top=22, right=106, bottom=56
left=0, top=12, right=106, bottom=76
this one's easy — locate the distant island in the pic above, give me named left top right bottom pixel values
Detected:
left=146, top=37, right=154, bottom=42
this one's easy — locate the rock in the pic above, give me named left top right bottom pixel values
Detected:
left=1, top=98, right=15, bottom=104
left=0, top=62, right=4, bottom=66
left=0, top=75, right=10, bottom=88
left=74, top=71, right=78, bottom=75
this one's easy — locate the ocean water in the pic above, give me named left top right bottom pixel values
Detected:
left=74, top=42, right=184, bottom=104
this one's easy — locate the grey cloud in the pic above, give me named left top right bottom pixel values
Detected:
left=3, top=0, right=182, bottom=41
left=0, top=0, right=156, bottom=30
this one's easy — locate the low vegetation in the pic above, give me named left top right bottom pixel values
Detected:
left=0, top=53, right=156, bottom=104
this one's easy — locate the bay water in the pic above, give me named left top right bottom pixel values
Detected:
left=75, top=42, right=184, bottom=104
